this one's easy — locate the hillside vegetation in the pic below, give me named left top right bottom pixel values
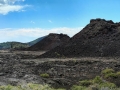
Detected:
left=0, top=42, right=29, bottom=50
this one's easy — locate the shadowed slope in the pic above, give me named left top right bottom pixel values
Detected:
left=27, top=33, right=70, bottom=51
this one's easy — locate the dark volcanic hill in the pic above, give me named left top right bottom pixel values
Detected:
left=40, top=18, right=120, bottom=57
left=27, top=33, right=70, bottom=51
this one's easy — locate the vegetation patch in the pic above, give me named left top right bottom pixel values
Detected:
left=71, top=69, right=120, bottom=90
left=101, top=68, right=115, bottom=75
left=40, top=73, right=50, bottom=78
left=93, top=76, right=103, bottom=84
left=0, top=84, right=65, bottom=90
left=102, top=68, right=120, bottom=79
left=79, top=80, right=93, bottom=87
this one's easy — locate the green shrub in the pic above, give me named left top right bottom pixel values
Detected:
left=79, top=80, right=93, bottom=87
left=0, top=84, right=66, bottom=90
left=88, top=84, right=99, bottom=90
left=102, top=69, right=120, bottom=79
left=40, top=73, right=49, bottom=78
left=93, top=76, right=103, bottom=84
left=70, top=85, right=86, bottom=90
left=105, top=73, right=118, bottom=79
left=101, top=68, right=115, bottom=75
left=99, top=82, right=116, bottom=88
left=116, top=72, right=120, bottom=77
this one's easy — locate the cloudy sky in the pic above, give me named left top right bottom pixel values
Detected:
left=0, top=0, right=120, bottom=43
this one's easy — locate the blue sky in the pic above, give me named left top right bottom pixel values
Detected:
left=0, top=0, right=120, bottom=43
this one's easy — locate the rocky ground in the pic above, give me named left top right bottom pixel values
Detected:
left=0, top=50, right=120, bottom=89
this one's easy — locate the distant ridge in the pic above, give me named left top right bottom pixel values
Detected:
left=27, top=33, right=70, bottom=51
left=0, top=42, right=29, bottom=50
left=28, top=36, right=46, bottom=46
left=40, top=18, right=120, bottom=57
left=0, top=36, right=46, bottom=50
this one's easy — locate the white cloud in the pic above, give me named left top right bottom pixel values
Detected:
left=0, top=0, right=29, bottom=15
left=0, top=0, right=25, bottom=4
left=0, top=4, right=29, bottom=15
left=0, top=27, right=83, bottom=43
